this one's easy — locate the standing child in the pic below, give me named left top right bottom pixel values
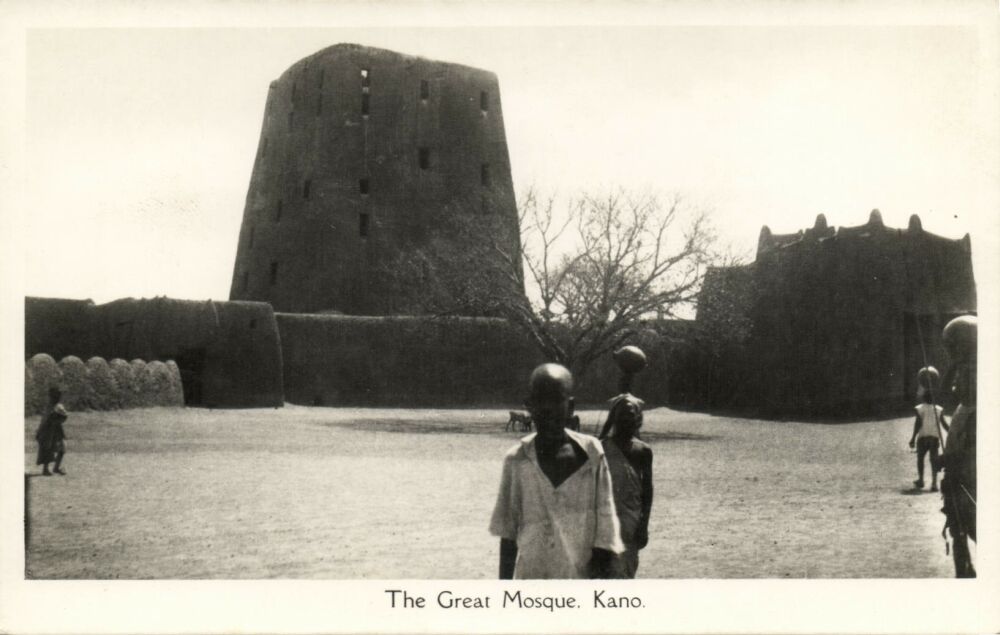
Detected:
left=598, top=393, right=653, bottom=578
left=36, top=386, right=69, bottom=476
left=908, top=376, right=947, bottom=491
left=489, top=363, right=624, bottom=579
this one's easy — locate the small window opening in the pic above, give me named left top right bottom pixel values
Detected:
left=276, top=199, right=283, bottom=222
left=361, top=93, right=370, bottom=116
left=420, top=79, right=429, bottom=100
left=359, top=178, right=370, bottom=195
left=249, top=318, right=257, bottom=329
left=269, top=261, right=279, bottom=285
left=360, top=68, right=370, bottom=87
left=249, top=226, right=255, bottom=248
left=419, top=147, right=430, bottom=170
left=316, top=94, right=323, bottom=116
left=288, top=111, right=294, bottom=131
left=241, top=271, right=249, bottom=291
left=291, top=81, right=297, bottom=101
left=303, top=179, right=312, bottom=199
left=480, top=91, right=489, bottom=112
left=359, top=213, right=370, bottom=237
left=481, top=163, right=491, bottom=187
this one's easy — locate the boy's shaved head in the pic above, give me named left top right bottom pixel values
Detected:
left=527, top=364, right=574, bottom=442
left=529, top=364, right=574, bottom=399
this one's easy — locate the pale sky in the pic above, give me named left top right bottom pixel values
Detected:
left=17, top=20, right=1000, bottom=303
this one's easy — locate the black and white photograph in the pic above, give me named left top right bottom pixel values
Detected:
left=1, top=1, right=998, bottom=633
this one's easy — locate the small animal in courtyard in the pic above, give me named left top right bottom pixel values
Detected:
left=507, top=410, right=532, bottom=432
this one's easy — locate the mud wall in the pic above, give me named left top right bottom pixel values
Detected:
left=276, top=313, right=691, bottom=408
left=276, top=314, right=541, bottom=406
left=25, top=297, right=97, bottom=360
left=24, top=297, right=283, bottom=409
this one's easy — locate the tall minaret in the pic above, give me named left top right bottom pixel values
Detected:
left=229, top=43, right=523, bottom=315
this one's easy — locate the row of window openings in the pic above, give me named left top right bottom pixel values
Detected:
left=259, top=178, right=365, bottom=225
left=250, top=184, right=489, bottom=238
left=248, top=186, right=491, bottom=253
left=285, top=93, right=377, bottom=124
left=247, top=181, right=494, bottom=251
left=248, top=160, right=491, bottom=245
left=257, top=157, right=488, bottom=196
left=292, top=68, right=485, bottom=105
left=288, top=67, right=361, bottom=94
left=256, top=165, right=486, bottom=230
left=279, top=72, right=488, bottom=131
left=285, top=91, right=489, bottom=121
left=244, top=212, right=371, bottom=260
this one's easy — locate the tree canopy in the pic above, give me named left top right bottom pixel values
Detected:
left=379, top=187, right=730, bottom=380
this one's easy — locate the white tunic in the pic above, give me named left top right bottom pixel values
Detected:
left=915, top=403, right=944, bottom=439
left=489, top=429, right=624, bottom=579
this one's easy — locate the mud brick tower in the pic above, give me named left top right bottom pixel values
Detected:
left=230, top=44, right=522, bottom=314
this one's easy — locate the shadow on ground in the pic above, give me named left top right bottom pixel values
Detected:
left=329, top=418, right=716, bottom=441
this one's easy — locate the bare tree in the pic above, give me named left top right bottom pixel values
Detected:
left=512, top=188, right=723, bottom=376
left=379, top=187, right=726, bottom=381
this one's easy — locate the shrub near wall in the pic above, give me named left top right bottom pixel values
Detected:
left=165, top=361, right=184, bottom=405
left=24, top=355, right=184, bottom=415
left=141, top=361, right=184, bottom=408
left=26, top=354, right=61, bottom=415
left=58, top=356, right=93, bottom=411
left=109, top=358, right=137, bottom=409
left=86, top=357, right=117, bottom=410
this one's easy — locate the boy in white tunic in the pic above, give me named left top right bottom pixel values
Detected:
left=490, top=363, right=624, bottom=579
left=907, top=368, right=947, bottom=491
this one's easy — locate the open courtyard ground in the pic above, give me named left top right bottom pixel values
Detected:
left=24, top=406, right=954, bottom=578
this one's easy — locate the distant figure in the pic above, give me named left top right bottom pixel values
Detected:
left=907, top=370, right=946, bottom=492
left=566, top=413, right=581, bottom=432
left=938, top=316, right=977, bottom=577
left=599, top=393, right=654, bottom=578
left=490, top=363, right=623, bottom=579
left=35, top=386, right=68, bottom=476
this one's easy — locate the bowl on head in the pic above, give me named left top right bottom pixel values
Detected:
left=614, top=346, right=647, bottom=374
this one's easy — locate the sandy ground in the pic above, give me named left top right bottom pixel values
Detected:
left=23, top=406, right=954, bottom=579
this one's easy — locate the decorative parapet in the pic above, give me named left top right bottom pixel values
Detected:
left=757, top=209, right=967, bottom=257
